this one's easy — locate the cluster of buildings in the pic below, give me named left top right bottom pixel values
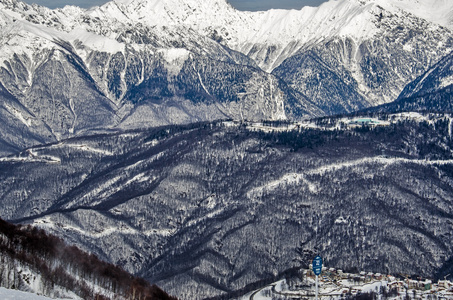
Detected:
left=243, top=267, right=452, bottom=299
left=346, top=118, right=388, bottom=128
left=294, top=267, right=453, bottom=299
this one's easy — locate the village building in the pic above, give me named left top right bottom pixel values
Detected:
left=347, top=118, right=389, bottom=128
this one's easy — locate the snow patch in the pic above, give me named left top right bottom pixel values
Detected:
left=334, top=216, right=348, bottom=224
left=439, top=75, right=453, bottom=89
left=403, top=43, right=413, bottom=52
left=4, top=103, right=33, bottom=127
left=55, top=143, right=114, bottom=156
left=247, top=173, right=318, bottom=199
left=0, top=287, right=71, bottom=300
left=159, top=48, right=190, bottom=76
left=144, top=228, right=176, bottom=236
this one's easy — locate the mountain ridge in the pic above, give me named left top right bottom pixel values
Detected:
left=360, top=50, right=453, bottom=114
left=1, top=0, right=452, bottom=137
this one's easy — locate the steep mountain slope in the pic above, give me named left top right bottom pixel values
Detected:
left=0, top=0, right=322, bottom=154
left=272, top=48, right=369, bottom=115
left=0, top=80, right=51, bottom=156
left=1, top=116, right=453, bottom=299
left=364, top=51, right=453, bottom=113
left=398, top=51, right=453, bottom=100
left=87, top=0, right=453, bottom=111
left=1, top=0, right=453, bottom=155
left=0, top=217, right=176, bottom=299
left=272, top=2, right=453, bottom=114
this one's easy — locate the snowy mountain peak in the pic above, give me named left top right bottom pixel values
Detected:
left=91, top=0, right=239, bottom=26
left=80, top=0, right=453, bottom=73
left=352, top=0, right=453, bottom=28
left=2, top=0, right=452, bottom=53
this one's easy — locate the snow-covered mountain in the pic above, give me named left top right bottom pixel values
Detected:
left=399, top=50, right=453, bottom=100
left=68, top=0, right=453, bottom=106
left=88, top=0, right=453, bottom=108
left=1, top=0, right=453, bottom=155
left=363, top=50, right=453, bottom=113
left=88, top=0, right=453, bottom=71
left=0, top=0, right=322, bottom=155
left=2, top=1, right=453, bottom=297
left=83, top=0, right=453, bottom=109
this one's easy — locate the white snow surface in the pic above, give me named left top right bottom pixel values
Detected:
left=440, top=74, right=453, bottom=89
left=86, top=0, right=453, bottom=70
left=0, top=287, right=63, bottom=300
left=90, top=0, right=453, bottom=44
left=381, top=0, right=453, bottom=28
left=2, top=0, right=453, bottom=71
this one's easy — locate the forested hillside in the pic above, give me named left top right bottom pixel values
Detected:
left=0, top=217, right=176, bottom=300
left=0, top=115, right=452, bottom=299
